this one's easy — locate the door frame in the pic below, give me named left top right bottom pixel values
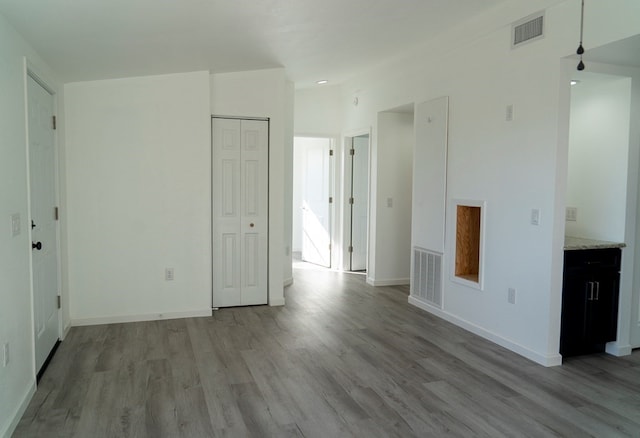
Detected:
left=24, top=59, right=64, bottom=373
left=341, top=128, right=372, bottom=272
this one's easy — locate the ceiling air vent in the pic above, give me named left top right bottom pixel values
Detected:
left=512, top=12, right=545, bottom=48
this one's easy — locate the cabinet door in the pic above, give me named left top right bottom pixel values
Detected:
left=560, top=271, right=590, bottom=355
left=586, top=270, right=619, bottom=344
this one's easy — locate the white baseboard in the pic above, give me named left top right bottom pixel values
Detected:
left=71, top=309, right=212, bottom=327
left=269, top=297, right=285, bottom=306
left=408, top=296, right=562, bottom=367
left=606, top=341, right=633, bottom=356
left=366, top=277, right=410, bottom=287
left=283, top=277, right=294, bottom=287
left=2, top=379, right=36, bottom=438
left=62, top=323, right=72, bottom=340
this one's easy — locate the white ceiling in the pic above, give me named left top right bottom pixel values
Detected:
left=0, top=0, right=506, bottom=86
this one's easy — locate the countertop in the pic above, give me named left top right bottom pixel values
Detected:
left=564, top=236, right=626, bottom=251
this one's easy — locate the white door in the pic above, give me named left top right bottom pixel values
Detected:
left=350, top=135, right=369, bottom=271
left=212, top=118, right=268, bottom=307
left=301, top=138, right=332, bottom=267
left=27, top=75, right=60, bottom=373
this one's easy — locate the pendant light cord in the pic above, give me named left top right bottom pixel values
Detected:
left=577, top=0, right=585, bottom=70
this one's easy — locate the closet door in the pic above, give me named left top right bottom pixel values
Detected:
left=213, top=118, right=268, bottom=307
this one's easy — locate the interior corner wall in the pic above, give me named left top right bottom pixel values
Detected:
left=64, top=71, right=212, bottom=323
left=372, top=111, right=413, bottom=285
left=0, top=12, right=61, bottom=438
left=566, top=75, right=632, bottom=242
left=283, top=79, right=295, bottom=284
left=210, top=68, right=292, bottom=305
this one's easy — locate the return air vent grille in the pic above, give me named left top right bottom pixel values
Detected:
left=512, top=12, right=544, bottom=48
left=412, top=247, right=442, bottom=308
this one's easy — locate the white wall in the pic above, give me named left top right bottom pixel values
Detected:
left=210, top=68, right=292, bottom=304
left=337, top=0, right=640, bottom=365
left=295, top=85, right=344, bottom=136
left=0, top=12, right=61, bottom=438
left=64, top=71, right=212, bottom=323
left=371, top=111, right=413, bottom=284
left=566, top=74, right=632, bottom=241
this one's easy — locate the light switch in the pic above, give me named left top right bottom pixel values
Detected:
left=530, top=209, right=540, bottom=226
left=387, top=198, right=393, bottom=208
left=10, top=213, right=20, bottom=237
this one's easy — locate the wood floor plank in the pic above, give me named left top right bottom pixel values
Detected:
left=14, top=261, right=640, bottom=437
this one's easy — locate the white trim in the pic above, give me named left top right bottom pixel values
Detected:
left=408, top=296, right=562, bottom=367
left=605, top=341, right=633, bottom=357
left=71, top=309, right=212, bottom=327
left=366, top=277, right=410, bottom=286
left=1, top=380, right=36, bottom=438
left=284, top=277, right=294, bottom=287
left=269, top=297, right=285, bottom=306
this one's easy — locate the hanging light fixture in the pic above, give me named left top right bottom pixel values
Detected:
left=577, top=0, right=585, bottom=70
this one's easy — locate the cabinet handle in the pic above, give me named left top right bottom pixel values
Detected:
left=586, top=282, right=593, bottom=301
left=595, top=281, right=600, bottom=301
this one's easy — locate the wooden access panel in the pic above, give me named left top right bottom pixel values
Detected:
left=455, top=205, right=481, bottom=283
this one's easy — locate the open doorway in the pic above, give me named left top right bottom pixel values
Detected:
left=292, top=137, right=334, bottom=268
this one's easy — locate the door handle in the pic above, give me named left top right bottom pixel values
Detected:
left=32, top=241, right=42, bottom=250
left=250, top=223, right=255, bottom=228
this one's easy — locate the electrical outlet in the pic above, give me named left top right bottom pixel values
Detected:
left=10, top=213, right=20, bottom=237
left=3, top=342, right=9, bottom=367
left=508, top=288, right=517, bottom=305
left=387, top=197, right=393, bottom=208
left=165, top=268, right=174, bottom=281
left=506, top=104, right=514, bottom=121
left=566, top=207, right=577, bottom=222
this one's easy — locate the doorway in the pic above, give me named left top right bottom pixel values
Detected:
left=346, top=134, right=370, bottom=272
left=27, top=73, right=60, bottom=376
left=292, top=137, right=333, bottom=268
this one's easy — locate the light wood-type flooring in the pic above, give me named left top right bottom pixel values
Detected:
left=14, top=262, right=640, bottom=437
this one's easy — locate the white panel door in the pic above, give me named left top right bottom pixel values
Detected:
left=301, top=138, right=331, bottom=267
left=213, top=118, right=268, bottom=307
left=27, top=75, right=60, bottom=373
left=350, top=135, right=369, bottom=271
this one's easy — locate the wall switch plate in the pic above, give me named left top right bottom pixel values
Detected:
left=506, top=104, right=514, bottom=121
left=566, top=207, right=577, bottom=222
left=387, top=197, right=393, bottom=208
left=508, top=288, right=516, bottom=304
left=10, top=213, right=20, bottom=237
left=530, top=209, right=540, bottom=226
left=165, top=268, right=174, bottom=281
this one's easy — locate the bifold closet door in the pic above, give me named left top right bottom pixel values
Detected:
left=212, top=118, right=268, bottom=307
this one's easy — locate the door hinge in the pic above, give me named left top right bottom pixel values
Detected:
left=329, top=149, right=334, bottom=156
left=329, top=196, right=333, bottom=204
left=349, top=197, right=354, bottom=205
left=52, top=115, right=56, bottom=130
left=348, top=246, right=353, bottom=253
left=57, top=295, right=61, bottom=309
left=350, top=148, right=355, bottom=156
left=54, top=206, right=59, bottom=221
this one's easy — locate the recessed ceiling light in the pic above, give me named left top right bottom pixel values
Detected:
left=570, top=80, right=580, bottom=86
left=316, top=80, right=328, bottom=85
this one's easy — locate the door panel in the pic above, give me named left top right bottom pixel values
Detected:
left=213, top=118, right=268, bottom=307
left=350, top=135, right=369, bottom=271
left=27, top=75, right=59, bottom=373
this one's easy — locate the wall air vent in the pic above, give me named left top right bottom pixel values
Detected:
left=412, top=247, right=442, bottom=309
left=512, top=12, right=545, bottom=48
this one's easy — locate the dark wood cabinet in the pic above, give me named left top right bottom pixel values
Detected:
left=560, top=248, right=621, bottom=357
